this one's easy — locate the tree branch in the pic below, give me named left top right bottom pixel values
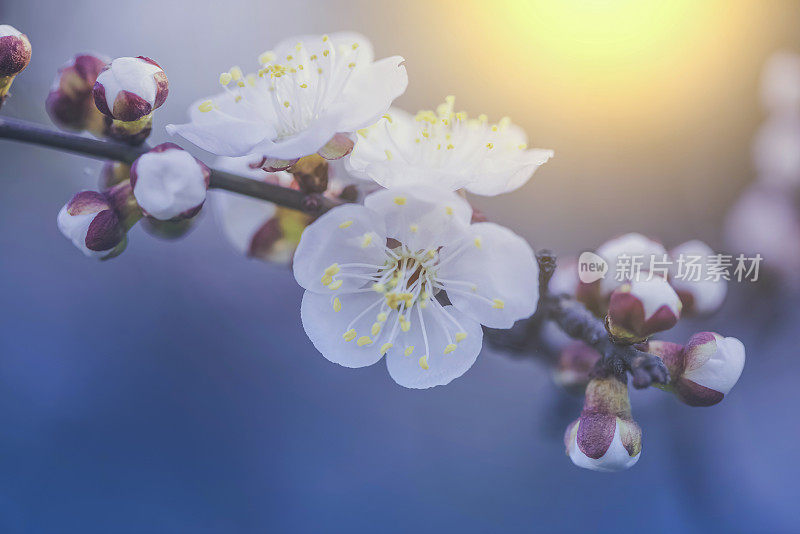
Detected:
left=0, top=116, right=340, bottom=215
left=489, top=250, right=670, bottom=388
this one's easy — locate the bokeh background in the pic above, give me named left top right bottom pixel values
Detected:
left=1, top=0, right=799, bottom=532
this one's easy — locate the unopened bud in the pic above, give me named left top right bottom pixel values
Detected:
left=0, top=25, right=31, bottom=76
left=0, top=24, right=32, bottom=106
left=554, top=341, right=601, bottom=393
left=93, top=56, right=168, bottom=121
left=673, top=332, right=745, bottom=407
left=57, top=190, right=127, bottom=259
left=668, top=240, right=727, bottom=316
left=578, top=233, right=667, bottom=314
left=564, top=376, right=642, bottom=472
left=606, top=277, right=681, bottom=343
left=130, top=143, right=210, bottom=221
left=46, top=54, right=108, bottom=133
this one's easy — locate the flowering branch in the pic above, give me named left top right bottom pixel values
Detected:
left=0, top=116, right=340, bottom=215
left=532, top=250, right=669, bottom=388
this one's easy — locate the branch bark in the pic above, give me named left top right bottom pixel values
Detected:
left=0, top=116, right=340, bottom=215
left=491, top=250, right=670, bottom=388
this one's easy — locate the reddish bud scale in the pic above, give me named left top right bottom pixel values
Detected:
left=93, top=56, right=168, bottom=122
left=0, top=31, right=31, bottom=77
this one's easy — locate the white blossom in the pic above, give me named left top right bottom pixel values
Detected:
left=166, top=32, right=407, bottom=170
left=293, top=185, right=539, bottom=388
left=346, top=98, right=553, bottom=195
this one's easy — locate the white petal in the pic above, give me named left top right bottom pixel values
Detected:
left=301, top=291, right=387, bottom=368
left=684, top=335, right=745, bottom=395
left=363, top=185, right=472, bottom=250
left=568, top=421, right=641, bottom=473
left=57, top=205, right=105, bottom=258
left=132, top=149, right=207, bottom=220
left=210, top=190, right=275, bottom=256
left=293, top=204, right=387, bottom=293
left=385, top=305, right=483, bottom=389
left=439, top=222, right=539, bottom=328
left=166, top=94, right=276, bottom=156
left=254, top=114, right=343, bottom=160
left=334, top=56, right=409, bottom=133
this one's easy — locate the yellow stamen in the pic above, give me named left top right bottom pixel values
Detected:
left=393, top=196, right=406, bottom=206
left=405, top=346, right=415, bottom=357
left=229, top=66, right=243, bottom=81
left=198, top=100, right=214, bottom=112
left=379, top=342, right=393, bottom=356
left=329, top=280, right=343, bottom=290
left=333, top=297, right=342, bottom=312
left=419, top=355, right=430, bottom=370
left=357, top=336, right=373, bottom=347
left=343, top=329, right=357, bottom=342
left=371, top=323, right=382, bottom=336
left=219, top=72, right=232, bottom=86
left=492, top=298, right=505, bottom=309
left=361, top=233, right=373, bottom=248
left=444, top=343, right=457, bottom=354
left=455, top=332, right=467, bottom=343
left=338, top=220, right=353, bottom=229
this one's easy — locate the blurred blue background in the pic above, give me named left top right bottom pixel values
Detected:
left=1, top=0, right=799, bottom=532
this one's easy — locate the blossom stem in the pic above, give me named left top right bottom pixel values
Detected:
left=0, top=116, right=340, bottom=215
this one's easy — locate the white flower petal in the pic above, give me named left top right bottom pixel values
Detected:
left=568, top=421, right=641, bottom=473
left=346, top=100, right=551, bottom=195
left=301, top=290, right=388, bottom=368
left=439, top=222, right=539, bottom=328
left=166, top=94, right=276, bottom=156
left=363, top=185, right=472, bottom=249
left=684, top=334, right=745, bottom=395
left=385, top=304, right=483, bottom=389
left=334, top=56, right=409, bottom=133
left=293, top=204, right=387, bottom=293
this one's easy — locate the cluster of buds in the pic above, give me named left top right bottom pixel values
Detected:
left=92, top=56, right=168, bottom=144
left=564, top=375, right=642, bottom=472
left=647, top=332, right=746, bottom=407
left=46, top=54, right=108, bottom=135
left=571, top=233, right=728, bottom=338
left=0, top=25, right=31, bottom=107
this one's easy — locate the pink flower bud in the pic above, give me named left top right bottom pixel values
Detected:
left=93, top=56, right=168, bottom=122
left=668, top=240, right=727, bottom=316
left=606, top=277, right=681, bottom=343
left=130, top=143, right=210, bottom=221
left=554, top=341, right=601, bottom=392
left=0, top=25, right=31, bottom=77
left=673, top=332, right=745, bottom=407
left=564, top=376, right=641, bottom=472
left=46, top=53, right=108, bottom=133
left=57, top=191, right=126, bottom=259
